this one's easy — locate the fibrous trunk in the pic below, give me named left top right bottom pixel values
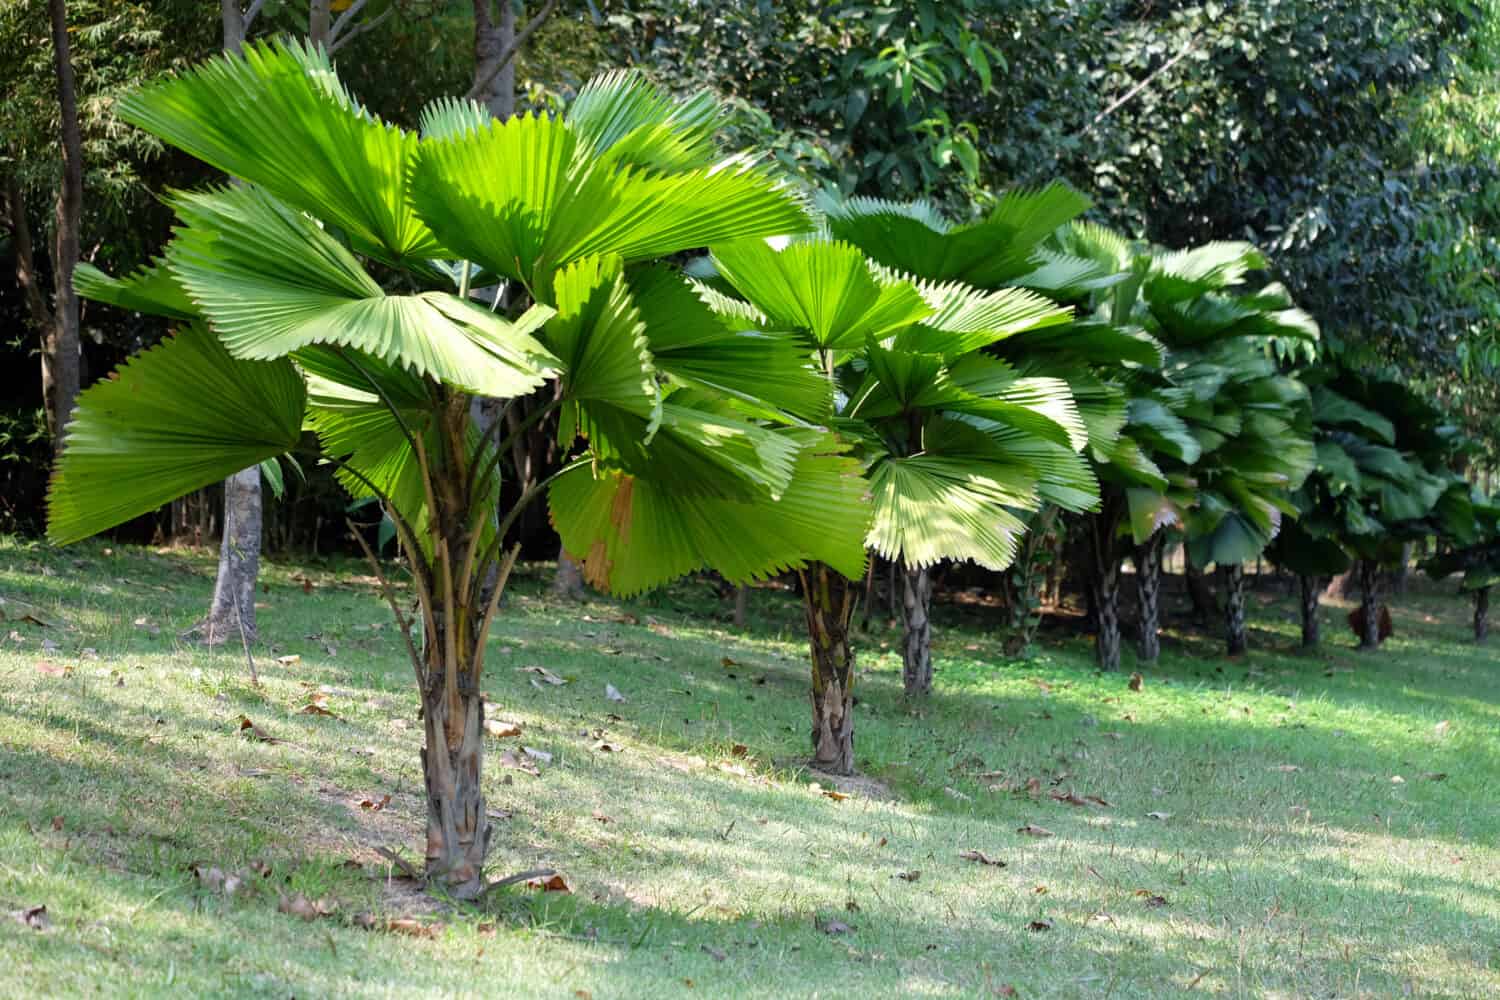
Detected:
left=552, top=547, right=584, bottom=599
left=800, top=562, right=855, bottom=775
left=1223, top=562, right=1247, bottom=656
left=1357, top=559, right=1380, bottom=650
left=1087, top=500, right=1125, bottom=671
left=1186, top=561, right=1217, bottom=624
left=900, top=560, right=933, bottom=697
left=1299, top=573, right=1321, bottom=649
left=193, top=466, right=261, bottom=646
left=1091, top=555, right=1122, bottom=671
left=1132, top=531, right=1165, bottom=664
left=420, top=637, right=489, bottom=898
left=1476, top=587, right=1490, bottom=644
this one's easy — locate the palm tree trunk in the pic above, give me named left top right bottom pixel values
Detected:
left=1299, top=573, right=1321, bottom=649
left=900, top=560, right=933, bottom=697
left=1475, top=587, right=1490, bottom=644
left=1223, top=562, right=1247, bottom=655
left=1091, top=556, right=1122, bottom=670
left=800, top=562, right=855, bottom=775
left=1133, top=530, right=1165, bottom=663
left=420, top=636, right=489, bottom=898
left=1357, top=558, right=1381, bottom=650
left=733, top=583, right=748, bottom=629
left=1185, top=560, right=1216, bottom=624
left=552, top=547, right=584, bottom=599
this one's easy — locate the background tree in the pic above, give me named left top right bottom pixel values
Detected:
left=1422, top=497, right=1500, bottom=642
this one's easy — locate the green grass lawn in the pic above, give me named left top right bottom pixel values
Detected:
left=2, top=536, right=1498, bottom=998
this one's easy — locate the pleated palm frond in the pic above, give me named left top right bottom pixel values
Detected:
left=47, top=325, right=305, bottom=544
left=550, top=430, right=870, bottom=596
left=166, top=184, right=561, bottom=397
left=119, top=39, right=439, bottom=265
left=73, top=258, right=195, bottom=320
left=566, top=69, right=723, bottom=173
left=864, top=455, right=1037, bottom=570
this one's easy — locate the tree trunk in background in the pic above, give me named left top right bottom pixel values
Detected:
left=1223, top=563, right=1247, bottom=655
left=1087, top=497, right=1125, bottom=671
left=192, top=4, right=261, bottom=649
left=1324, top=566, right=1355, bottom=600
left=1299, top=573, right=1321, bottom=649
left=1185, top=561, right=1216, bottom=624
left=900, top=561, right=933, bottom=697
left=1475, top=587, right=1491, bottom=644
left=733, top=584, right=748, bottom=629
left=45, top=0, right=83, bottom=450
left=1357, top=559, right=1381, bottom=650
left=308, top=0, right=331, bottom=47
left=1393, top=541, right=1414, bottom=594
left=473, top=0, right=516, bottom=119
left=191, top=467, right=261, bottom=645
left=1132, top=530, right=1164, bottom=664
left=800, top=562, right=855, bottom=775
left=552, top=547, right=584, bottom=600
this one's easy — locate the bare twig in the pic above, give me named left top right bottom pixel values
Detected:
left=329, top=6, right=394, bottom=53
left=347, top=516, right=426, bottom=691
left=1081, top=36, right=1198, bottom=137
left=326, top=0, right=368, bottom=43
left=235, top=591, right=259, bottom=687
left=480, top=867, right=556, bottom=895
left=374, top=845, right=423, bottom=881
left=242, top=0, right=266, bottom=31
left=465, top=0, right=560, bottom=101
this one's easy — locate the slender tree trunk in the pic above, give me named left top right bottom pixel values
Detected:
left=552, top=547, right=584, bottom=600
left=1393, top=541, right=1413, bottom=595
left=46, top=0, right=83, bottom=450
left=1133, top=530, right=1165, bottom=663
left=900, top=560, right=933, bottom=697
left=197, top=1, right=261, bottom=648
left=1223, top=562, right=1247, bottom=656
left=308, top=0, right=331, bottom=47
left=473, top=0, right=517, bottom=119
left=733, top=583, right=748, bottom=629
left=1475, top=587, right=1490, bottom=644
left=800, top=562, right=855, bottom=775
left=1299, top=573, right=1321, bottom=649
left=189, top=466, right=261, bottom=646
left=1357, top=558, right=1381, bottom=650
left=1185, top=560, right=1216, bottom=624
left=420, top=640, right=489, bottom=898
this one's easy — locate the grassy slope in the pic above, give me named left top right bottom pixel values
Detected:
left=1, top=537, right=1497, bottom=999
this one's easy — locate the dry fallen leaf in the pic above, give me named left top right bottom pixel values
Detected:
left=591, top=810, right=611, bottom=824
left=1027, top=918, right=1053, bottom=932
left=1390, top=775, right=1405, bottom=784
left=1128, top=672, right=1143, bottom=692
left=720, top=656, right=738, bottom=668
left=11, top=904, right=49, bottom=930
left=730, top=743, right=749, bottom=758
left=523, top=746, right=553, bottom=764
left=299, top=703, right=341, bottom=719
left=484, top=719, right=522, bottom=739
left=385, top=917, right=443, bottom=938
left=818, top=917, right=854, bottom=935
left=1423, top=772, right=1448, bottom=782
left=358, top=794, right=391, bottom=812
left=518, top=665, right=567, bottom=686
left=822, top=789, right=848, bottom=802
left=604, top=683, right=627, bottom=703
left=278, top=893, right=334, bottom=921
left=276, top=654, right=300, bottom=666
left=1145, top=811, right=1172, bottom=821
left=35, top=660, right=67, bottom=677
left=523, top=873, right=572, bottom=893
left=1272, top=764, right=1302, bottom=773
left=1434, top=719, right=1451, bottom=737
left=701, top=944, right=727, bottom=962
left=958, top=849, right=1006, bottom=867
left=237, top=715, right=278, bottom=743
left=1016, top=824, right=1054, bottom=838
left=592, top=740, right=623, bottom=753
left=498, top=750, right=540, bottom=776
left=896, top=870, right=921, bottom=882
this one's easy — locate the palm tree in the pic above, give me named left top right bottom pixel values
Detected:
left=555, top=211, right=1092, bottom=771
left=52, top=41, right=869, bottom=896
left=1422, top=496, right=1500, bottom=643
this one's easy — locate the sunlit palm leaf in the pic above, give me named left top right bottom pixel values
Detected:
left=865, top=455, right=1036, bottom=570
left=119, top=39, right=438, bottom=264
left=710, top=238, right=930, bottom=350
left=566, top=69, right=722, bottom=172
left=48, top=325, right=305, bottom=545
left=167, top=185, right=559, bottom=397
left=550, top=432, right=869, bottom=596
left=74, top=258, right=196, bottom=320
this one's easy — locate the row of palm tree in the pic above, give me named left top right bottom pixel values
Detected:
left=47, top=42, right=1489, bottom=894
